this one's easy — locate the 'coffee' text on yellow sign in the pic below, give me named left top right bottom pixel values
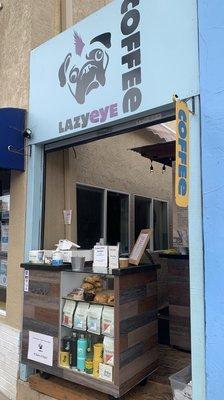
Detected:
left=175, top=100, right=190, bottom=208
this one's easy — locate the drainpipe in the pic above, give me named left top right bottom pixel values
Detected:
left=61, top=0, right=73, bottom=31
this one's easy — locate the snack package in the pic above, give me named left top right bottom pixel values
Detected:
left=87, top=304, right=103, bottom=335
left=62, top=300, right=76, bottom=328
left=99, top=363, right=113, bottom=382
left=102, top=306, right=114, bottom=337
left=67, top=288, right=84, bottom=301
left=73, top=302, right=90, bottom=331
left=103, top=336, right=114, bottom=366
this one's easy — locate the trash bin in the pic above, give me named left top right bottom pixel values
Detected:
left=169, top=365, right=192, bottom=400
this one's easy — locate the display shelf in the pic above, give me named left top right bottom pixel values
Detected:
left=0, top=251, right=7, bottom=257
left=59, top=364, right=115, bottom=384
left=21, top=262, right=160, bottom=275
left=62, top=297, right=114, bottom=307
left=61, top=325, right=110, bottom=338
left=61, top=324, right=73, bottom=329
left=159, top=253, right=189, bottom=260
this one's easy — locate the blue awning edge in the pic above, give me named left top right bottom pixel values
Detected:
left=0, top=107, right=26, bottom=171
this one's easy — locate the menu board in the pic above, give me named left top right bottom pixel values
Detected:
left=129, top=229, right=152, bottom=266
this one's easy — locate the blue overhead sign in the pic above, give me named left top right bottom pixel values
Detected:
left=29, top=0, right=199, bottom=145
left=0, top=108, right=26, bottom=171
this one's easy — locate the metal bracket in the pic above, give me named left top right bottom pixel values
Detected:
left=173, top=94, right=196, bottom=115
left=7, top=144, right=31, bottom=157
left=186, top=97, right=195, bottom=115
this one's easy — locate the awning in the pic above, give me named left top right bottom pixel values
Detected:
left=0, top=108, right=26, bottom=171
left=132, top=140, right=175, bottom=167
left=148, top=123, right=176, bottom=142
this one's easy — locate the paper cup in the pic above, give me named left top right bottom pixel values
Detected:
left=119, top=257, right=129, bottom=268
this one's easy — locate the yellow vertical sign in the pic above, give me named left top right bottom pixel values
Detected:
left=175, top=100, right=190, bottom=208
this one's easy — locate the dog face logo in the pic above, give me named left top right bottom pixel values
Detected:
left=58, top=32, right=111, bottom=105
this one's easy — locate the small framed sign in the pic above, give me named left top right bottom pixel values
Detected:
left=109, top=245, right=119, bottom=269
left=129, top=229, right=152, bottom=266
left=93, top=245, right=108, bottom=268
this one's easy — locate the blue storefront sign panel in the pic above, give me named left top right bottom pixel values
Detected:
left=0, top=108, right=26, bottom=171
left=29, top=0, right=199, bottom=145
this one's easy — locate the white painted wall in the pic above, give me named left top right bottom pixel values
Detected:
left=0, top=323, right=20, bottom=400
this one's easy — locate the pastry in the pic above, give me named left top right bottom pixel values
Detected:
left=94, top=293, right=109, bottom=304
left=85, top=275, right=101, bottom=284
left=107, top=294, right=115, bottom=304
left=84, top=291, right=95, bottom=302
left=93, top=281, right=103, bottom=289
left=81, top=282, right=94, bottom=291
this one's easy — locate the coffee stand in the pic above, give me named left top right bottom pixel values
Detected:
left=20, top=0, right=199, bottom=398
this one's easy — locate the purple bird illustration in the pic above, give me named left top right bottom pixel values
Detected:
left=74, top=31, right=85, bottom=56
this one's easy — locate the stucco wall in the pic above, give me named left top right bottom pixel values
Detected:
left=43, top=128, right=173, bottom=311
left=44, top=128, right=173, bottom=248
left=0, top=0, right=61, bottom=330
left=72, top=0, right=112, bottom=24
left=0, top=0, right=118, bottom=330
left=0, top=2, right=61, bottom=397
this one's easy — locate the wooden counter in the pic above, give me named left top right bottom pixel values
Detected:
left=21, top=263, right=160, bottom=399
left=160, top=254, right=191, bottom=351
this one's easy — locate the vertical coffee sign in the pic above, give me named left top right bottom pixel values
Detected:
left=175, top=100, right=190, bottom=208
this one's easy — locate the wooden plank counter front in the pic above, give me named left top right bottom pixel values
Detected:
left=21, top=263, right=160, bottom=399
left=159, top=254, right=191, bottom=352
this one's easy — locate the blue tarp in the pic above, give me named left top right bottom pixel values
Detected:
left=0, top=108, right=26, bottom=171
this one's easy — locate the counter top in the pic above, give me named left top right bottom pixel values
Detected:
left=113, top=263, right=160, bottom=275
left=20, top=263, right=72, bottom=271
left=21, top=262, right=160, bottom=275
left=158, top=253, right=189, bottom=260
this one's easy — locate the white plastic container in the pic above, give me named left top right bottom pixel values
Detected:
left=169, top=365, right=192, bottom=400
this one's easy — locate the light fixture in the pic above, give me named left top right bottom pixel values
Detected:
left=150, top=159, right=154, bottom=173
left=23, top=128, right=32, bottom=139
left=162, top=164, right=166, bottom=174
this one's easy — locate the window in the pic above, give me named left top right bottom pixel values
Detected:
left=0, top=169, right=10, bottom=312
left=76, top=185, right=129, bottom=253
left=135, top=196, right=152, bottom=241
left=107, top=191, right=129, bottom=254
left=134, top=196, right=168, bottom=251
left=153, top=199, right=168, bottom=251
left=77, top=185, right=104, bottom=250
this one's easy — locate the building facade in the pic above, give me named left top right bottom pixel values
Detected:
left=0, top=1, right=223, bottom=400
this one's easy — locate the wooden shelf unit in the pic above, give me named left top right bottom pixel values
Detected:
left=21, top=263, right=159, bottom=399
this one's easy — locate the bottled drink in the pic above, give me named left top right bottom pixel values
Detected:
left=77, top=334, right=87, bottom=371
left=85, top=335, right=93, bottom=374
left=69, top=332, right=77, bottom=369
